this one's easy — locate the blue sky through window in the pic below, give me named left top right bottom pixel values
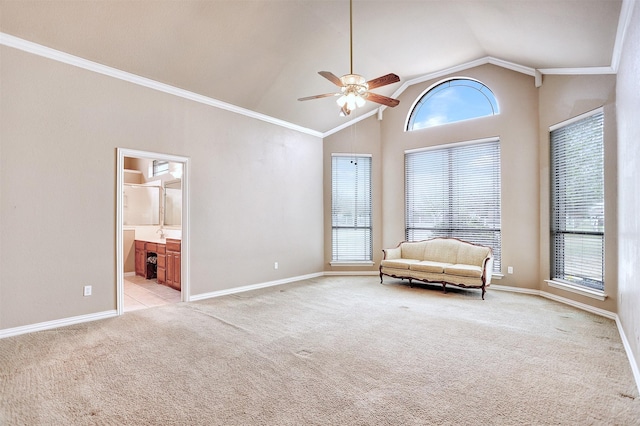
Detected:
left=408, top=79, right=499, bottom=131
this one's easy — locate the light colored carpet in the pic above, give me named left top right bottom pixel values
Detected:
left=0, top=276, right=638, bottom=425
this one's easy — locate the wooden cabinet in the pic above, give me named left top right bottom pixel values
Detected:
left=156, top=244, right=166, bottom=284
left=134, top=239, right=180, bottom=291
left=135, top=240, right=158, bottom=279
left=135, top=240, right=146, bottom=277
left=165, top=239, right=181, bottom=291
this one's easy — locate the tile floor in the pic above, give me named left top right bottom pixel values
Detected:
left=124, top=274, right=181, bottom=312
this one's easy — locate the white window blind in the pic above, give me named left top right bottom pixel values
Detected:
left=332, top=155, right=372, bottom=262
left=550, top=111, right=604, bottom=291
left=405, top=140, right=501, bottom=270
left=152, top=160, right=169, bottom=176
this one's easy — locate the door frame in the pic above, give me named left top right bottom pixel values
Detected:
left=116, top=148, right=191, bottom=315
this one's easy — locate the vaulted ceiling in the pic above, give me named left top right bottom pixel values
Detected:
left=0, top=0, right=626, bottom=134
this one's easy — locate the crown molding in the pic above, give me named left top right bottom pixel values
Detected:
left=611, top=0, right=637, bottom=73
left=537, top=66, right=616, bottom=75
left=0, top=33, right=323, bottom=139
left=3, top=0, right=636, bottom=141
left=327, top=56, right=536, bottom=136
left=391, top=56, right=535, bottom=103
left=325, top=0, right=638, bottom=137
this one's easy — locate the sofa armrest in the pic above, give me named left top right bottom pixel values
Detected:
left=483, top=256, right=494, bottom=285
left=382, top=247, right=401, bottom=260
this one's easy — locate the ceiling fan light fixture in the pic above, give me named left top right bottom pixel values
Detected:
left=297, top=0, right=400, bottom=114
left=340, top=74, right=368, bottom=90
left=337, top=87, right=366, bottom=111
left=346, top=92, right=358, bottom=110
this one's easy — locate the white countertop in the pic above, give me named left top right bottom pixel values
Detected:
left=137, top=238, right=180, bottom=244
left=125, top=225, right=182, bottom=243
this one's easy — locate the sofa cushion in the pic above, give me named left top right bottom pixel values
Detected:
left=410, top=260, right=450, bottom=273
left=380, top=258, right=421, bottom=270
left=457, top=243, right=491, bottom=266
left=444, top=264, right=483, bottom=278
left=382, top=246, right=401, bottom=260
left=400, top=241, right=427, bottom=260
left=423, top=238, right=461, bottom=264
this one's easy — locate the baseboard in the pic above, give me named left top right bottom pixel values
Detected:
left=189, top=272, right=325, bottom=302
left=0, top=310, right=118, bottom=339
left=491, top=285, right=617, bottom=320
left=539, top=290, right=617, bottom=319
left=489, top=284, right=540, bottom=296
left=615, top=316, right=640, bottom=393
left=324, top=271, right=379, bottom=276
left=124, top=271, right=136, bottom=277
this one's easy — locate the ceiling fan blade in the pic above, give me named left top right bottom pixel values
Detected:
left=318, top=71, right=344, bottom=87
left=366, top=92, right=400, bottom=107
left=298, top=93, right=338, bottom=101
left=366, top=73, right=400, bottom=90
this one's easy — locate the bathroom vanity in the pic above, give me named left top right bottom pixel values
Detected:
left=135, top=238, right=181, bottom=291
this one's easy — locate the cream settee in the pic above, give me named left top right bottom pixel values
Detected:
left=380, top=238, right=494, bottom=299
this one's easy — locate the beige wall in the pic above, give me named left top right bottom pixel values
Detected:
left=616, top=2, right=640, bottom=380
left=333, top=64, right=540, bottom=289
left=0, top=46, right=324, bottom=330
left=323, top=64, right=624, bottom=316
left=538, top=74, right=617, bottom=313
left=2, top=28, right=637, bottom=375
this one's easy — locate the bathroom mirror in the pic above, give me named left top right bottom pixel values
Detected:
left=164, top=179, right=182, bottom=226
left=123, top=184, right=161, bottom=225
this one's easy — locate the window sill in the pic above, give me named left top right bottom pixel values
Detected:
left=330, top=261, right=375, bottom=267
left=544, top=279, right=607, bottom=301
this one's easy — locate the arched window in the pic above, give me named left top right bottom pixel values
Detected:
left=406, top=78, right=499, bottom=131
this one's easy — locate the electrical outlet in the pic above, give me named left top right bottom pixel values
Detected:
left=83, top=285, right=92, bottom=296
left=507, top=266, right=513, bottom=274
left=274, top=262, right=279, bottom=270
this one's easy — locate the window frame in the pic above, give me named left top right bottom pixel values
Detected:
left=405, top=77, right=500, bottom=132
left=404, top=137, right=502, bottom=271
left=548, top=108, right=605, bottom=296
left=331, top=153, right=373, bottom=265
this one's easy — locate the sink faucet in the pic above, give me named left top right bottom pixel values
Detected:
left=156, top=227, right=165, bottom=239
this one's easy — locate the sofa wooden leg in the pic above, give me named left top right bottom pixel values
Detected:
left=442, top=283, right=447, bottom=294
left=380, top=272, right=383, bottom=284
left=408, top=278, right=413, bottom=288
left=482, top=286, right=486, bottom=300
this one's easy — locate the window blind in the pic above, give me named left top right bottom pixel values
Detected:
left=332, top=155, right=372, bottom=262
left=405, top=140, right=501, bottom=270
left=153, top=160, right=169, bottom=176
left=550, top=111, right=604, bottom=291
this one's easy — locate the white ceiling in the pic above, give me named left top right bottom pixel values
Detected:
left=0, top=0, right=626, bottom=134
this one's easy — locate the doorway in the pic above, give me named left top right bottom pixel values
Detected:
left=116, top=148, right=190, bottom=315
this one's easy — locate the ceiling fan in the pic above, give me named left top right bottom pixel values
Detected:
left=298, top=0, right=400, bottom=116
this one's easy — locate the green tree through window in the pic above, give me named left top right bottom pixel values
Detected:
left=405, top=140, right=502, bottom=270
left=331, top=154, right=372, bottom=262
left=550, top=111, right=605, bottom=291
